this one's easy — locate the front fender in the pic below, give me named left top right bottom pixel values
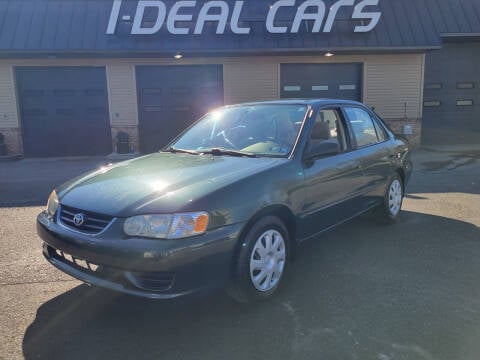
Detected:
left=190, top=160, right=305, bottom=229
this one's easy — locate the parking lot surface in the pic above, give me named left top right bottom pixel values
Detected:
left=0, top=148, right=479, bottom=360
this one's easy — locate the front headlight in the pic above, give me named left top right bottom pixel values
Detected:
left=123, top=212, right=209, bottom=239
left=46, top=190, right=59, bottom=216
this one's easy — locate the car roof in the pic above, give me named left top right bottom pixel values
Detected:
left=225, top=98, right=365, bottom=108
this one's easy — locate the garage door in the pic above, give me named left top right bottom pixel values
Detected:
left=136, top=65, right=224, bottom=154
left=16, top=67, right=111, bottom=157
left=281, top=63, right=362, bottom=101
left=423, top=43, right=480, bottom=145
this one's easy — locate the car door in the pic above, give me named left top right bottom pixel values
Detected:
left=342, top=106, right=393, bottom=208
left=298, top=107, right=367, bottom=240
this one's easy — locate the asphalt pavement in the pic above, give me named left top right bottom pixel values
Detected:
left=0, top=147, right=479, bottom=360
left=0, top=156, right=132, bottom=207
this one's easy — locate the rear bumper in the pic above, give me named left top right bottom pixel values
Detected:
left=404, top=155, right=413, bottom=186
left=37, top=211, right=243, bottom=299
left=404, top=159, right=413, bottom=185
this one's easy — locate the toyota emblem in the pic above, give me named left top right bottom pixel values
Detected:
left=73, top=213, right=85, bottom=227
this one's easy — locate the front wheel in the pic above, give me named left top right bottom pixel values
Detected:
left=378, top=174, right=404, bottom=223
left=226, top=216, right=289, bottom=303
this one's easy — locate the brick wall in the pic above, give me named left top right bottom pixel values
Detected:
left=384, top=118, right=422, bottom=148
left=111, top=126, right=139, bottom=154
left=0, top=128, right=22, bottom=156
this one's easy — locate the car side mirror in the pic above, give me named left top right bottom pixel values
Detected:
left=304, top=141, right=340, bottom=161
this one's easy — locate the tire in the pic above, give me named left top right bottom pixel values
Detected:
left=377, top=174, right=404, bottom=223
left=226, top=216, right=290, bottom=303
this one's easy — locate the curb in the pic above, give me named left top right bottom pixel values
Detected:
left=105, top=152, right=141, bottom=161
left=421, top=146, right=480, bottom=154
left=0, top=154, right=23, bottom=162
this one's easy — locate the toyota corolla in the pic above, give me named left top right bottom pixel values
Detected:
left=37, top=99, right=412, bottom=303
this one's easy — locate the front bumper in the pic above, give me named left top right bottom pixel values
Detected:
left=37, top=211, right=243, bottom=299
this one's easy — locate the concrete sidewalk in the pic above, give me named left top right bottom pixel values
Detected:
left=414, top=145, right=480, bottom=172
left=409, top=146, right=480, bottom=195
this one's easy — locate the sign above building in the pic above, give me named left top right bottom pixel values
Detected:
left=2, top=0, right=469, bottom=55
left=106, top=0, right=382, bottom=36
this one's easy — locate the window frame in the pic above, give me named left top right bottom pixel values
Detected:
left=456, top=99, right=474, bottom=107
left=369, top=111, right=390, bottom=142
left=369, top=108, right=395, bottom=139
left=341, top=105, right=389, bottom=150
left=424, top=100, right=441, bottom=107
left=167, top=103, right=311, bottom=159
left=456, top=82, right=475, bottom=90
left=425, top=83, right=443, bottom=90
left=304, top=106, right=353, bottom=157
left=316, top=108, right=348, bottom=153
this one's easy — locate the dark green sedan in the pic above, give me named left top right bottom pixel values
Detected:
left=37, top=99, right=412, bottom=303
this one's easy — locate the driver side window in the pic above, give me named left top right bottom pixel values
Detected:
left=309, top=109, right=346, bottom=154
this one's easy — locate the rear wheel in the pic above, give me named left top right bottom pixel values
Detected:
left=227, top=216, right=289, bottom=303
left=378, top=174, right=404, bottom=223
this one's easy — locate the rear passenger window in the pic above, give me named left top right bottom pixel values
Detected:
left=372, top=116, right=387, bottom=142
left=344, top=107, right=379, bottom=148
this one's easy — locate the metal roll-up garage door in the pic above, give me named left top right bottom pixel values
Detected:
left=281, top=63, right=362, bottom=101
left=16, top=67, right=112, bottom=157
left=136, top=65, right=224, bottom=154
left=423, top=42, right=480, bottom=145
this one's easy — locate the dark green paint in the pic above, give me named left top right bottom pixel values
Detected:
left=38, top=99, right=412, bottom=298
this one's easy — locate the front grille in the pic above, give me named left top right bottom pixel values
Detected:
left=51, top=247, right=100, bottom=272
left=46, top=245, right=175, bottom=293
left=48, top=246, right=127, bottom=284
left=58, top=204, right=114, bottom=234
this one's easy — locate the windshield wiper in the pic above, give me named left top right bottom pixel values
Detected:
left=164, top=147, right=201, bottom=155
left=202, top=148, right=258, bottom=158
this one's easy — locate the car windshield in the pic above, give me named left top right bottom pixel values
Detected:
left=169, top=104, right=308, bottom=157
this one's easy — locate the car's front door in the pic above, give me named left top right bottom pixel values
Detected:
left=298, top=108, right=367, bottom=240
left=342, top=106, right=393, bottom=208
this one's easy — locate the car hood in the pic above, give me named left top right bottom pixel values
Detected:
left=58, top=153, right=285, bottom=217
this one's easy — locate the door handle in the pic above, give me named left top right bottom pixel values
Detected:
left=336, top=161, right=361, bottom=171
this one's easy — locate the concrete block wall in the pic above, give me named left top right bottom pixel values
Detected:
left=0, top=128, right=22, bottom=155
left=111, top=126, right=139, bottom=153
